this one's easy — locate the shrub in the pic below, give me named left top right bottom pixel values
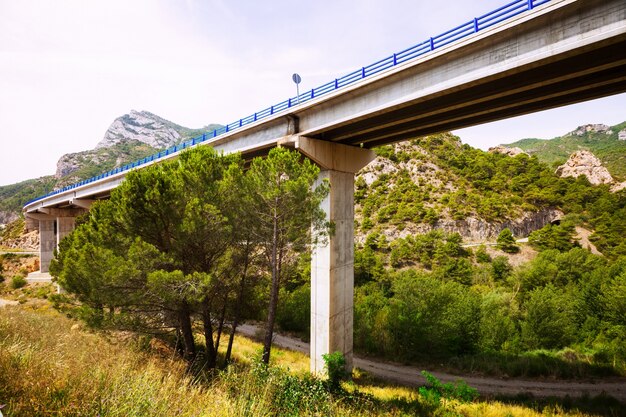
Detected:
left=10, top=275, right=27, bottom=289
left=419, top=371, right=478, bottom=406
left=322, top=351, right=348, bottom=391
left=497, top=228, right=519, bottom=253
left=475, top=245, right=491, bottom=263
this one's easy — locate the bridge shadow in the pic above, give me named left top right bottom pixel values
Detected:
left=490, top=392, right=626, bottom=417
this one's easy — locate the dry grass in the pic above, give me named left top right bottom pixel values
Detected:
left=0, top=305, right=621, bottom=417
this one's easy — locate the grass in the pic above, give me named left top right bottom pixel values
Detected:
left=445, top=350, right=619, bottom=379
left=0, top=304, right=624, bottom=416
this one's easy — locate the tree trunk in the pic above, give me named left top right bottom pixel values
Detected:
left=178, top=302, right=196, bottom=361
left=225, top=246, right=250, bottom=364
left=202, top=298, right=217, bottom=368
left=262, top=214, right=280, bottom=364
left=215, top=299, right=227, bottom=353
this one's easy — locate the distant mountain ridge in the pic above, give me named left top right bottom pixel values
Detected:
left=503, top=121, right=626, bottom=180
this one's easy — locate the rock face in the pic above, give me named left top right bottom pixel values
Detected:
left=0, top=229, right=38, bottom=250
left=619, top=128, right=626, bottom=141
left=611, top=181, right=626, bottom=193
left=555, top=150, right=613, bottom=185
left=569, top=124, right=612, bottom=136
left=489, top=146, right=527, bottom=157
left=370, top=208, right=563, bottom=243
left=96, top=110, right=182, bottom=149
left=55, top=153, right=84, bottom=178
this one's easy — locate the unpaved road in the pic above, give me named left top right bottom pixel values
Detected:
left=0, top=298, right=19, bottom=307
left=237, top=324, right=626, bottom=401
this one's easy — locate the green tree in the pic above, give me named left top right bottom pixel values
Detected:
left=52, top=147, right=245, bottom=365
left=242, top=147, right=329, bottom=364
left=496, top=228, right=519, bottom=253
left=521, top=285, right=576, bottom=349
left=491, top=256, right=512, bottom=281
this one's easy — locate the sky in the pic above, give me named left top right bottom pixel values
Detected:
left=1, top=0, right=624, bottom=186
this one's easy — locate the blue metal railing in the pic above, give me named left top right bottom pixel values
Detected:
left=25, top=0, right=550, bottom=207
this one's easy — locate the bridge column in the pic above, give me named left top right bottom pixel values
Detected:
left=39, top=219, right=56, bottom=273
left=292, top=136, right=376, bottom=374
left=56, top=217, right=75, bottom=246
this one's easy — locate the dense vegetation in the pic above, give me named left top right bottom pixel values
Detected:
left=357, top=133, right=626, bottom=259
left=277, top=133, right=626, bottom=377
left=507, top=121, right=626, bottom=179
left=51, top=146, right=328, bottom=367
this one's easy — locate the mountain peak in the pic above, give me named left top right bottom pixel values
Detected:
left=95, top=110, right=184, bottom=149
left=567, top=123, right=612, bottom=137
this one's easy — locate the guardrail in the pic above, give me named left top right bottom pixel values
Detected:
left=25, top=0, right=550, bottom=207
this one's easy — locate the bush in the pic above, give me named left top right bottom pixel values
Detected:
left=497, top=228, right=519, bottom=253
left=10, top=275, right=27, bottom=289
left=322, top=351, right=348, bottom=391
left=277, top=285, right=310, bottom=335
left=419, top=371, right=478, bottom=406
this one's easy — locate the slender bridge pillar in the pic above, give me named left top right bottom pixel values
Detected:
left=293, top=137, right=376, bottom=373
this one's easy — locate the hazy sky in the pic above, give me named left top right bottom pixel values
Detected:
left=1, top=0, right=624, bottom=186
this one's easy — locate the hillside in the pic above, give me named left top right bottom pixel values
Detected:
left=505, top=121, right=626, bottom=180
left=356, top=133, right=563, bottom=243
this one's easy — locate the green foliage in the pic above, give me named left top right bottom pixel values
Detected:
left=475, top=245, right=491, bottom=263
left=277, top=284, right=310, bottom=335
left=496, top=228, right=519, bottom=253
left=491, top=256, right=512, bottom=281
left=529, top=220, right=578, bottom=252
left=0, top=177, right=56, bottom=215
left=322, top=351, right=348, bottom=391
left=521, top=285, right=576, bottom=350
left=10, top=275, right=27, bottom=289
left=419, top=371, right=478, bottom=406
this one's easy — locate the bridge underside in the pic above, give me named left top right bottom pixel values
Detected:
left=310, top=38, right=626, bottom=148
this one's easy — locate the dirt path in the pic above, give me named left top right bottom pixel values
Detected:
left=237, top=324, right=626, bottom=401
left=0, top=298, right=19, bottom=307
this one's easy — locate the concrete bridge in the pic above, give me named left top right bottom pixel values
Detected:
left=23, top=0, right=626, bottom=373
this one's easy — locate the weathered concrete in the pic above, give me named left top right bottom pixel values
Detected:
left=39, top=219, right=55, bottom=273
left=56, top=217, right=75, bottom=246
left=306, top=139, right=376, bottom=373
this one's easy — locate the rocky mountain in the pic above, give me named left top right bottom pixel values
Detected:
left=2, top=117, right=625, bottom=250
left=504, top=121, right=626, bottom=180
left=95, top=110, right=220, bottom=150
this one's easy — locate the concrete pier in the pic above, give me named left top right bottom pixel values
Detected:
left=293, top=137, right=376, bottom=373
left=39, top=219, right=55, bottom=273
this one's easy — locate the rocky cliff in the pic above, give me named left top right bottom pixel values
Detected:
left=555, top=150, right=614, bottom=185
left=96, top=110, right=184, bottom=149
left=367, top=208, right=563, bottom=243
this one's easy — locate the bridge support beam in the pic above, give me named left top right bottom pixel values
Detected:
left=293, top=137, right=376, bottom=373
